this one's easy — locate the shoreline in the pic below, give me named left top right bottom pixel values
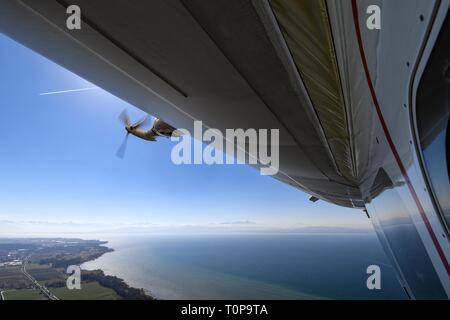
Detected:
left=79, top=241, right=154, bottom=300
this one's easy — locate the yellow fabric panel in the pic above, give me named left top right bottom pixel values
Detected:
left=271, top=0, right=356, bottom=183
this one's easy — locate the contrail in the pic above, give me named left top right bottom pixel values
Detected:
left=39, top=86, right=98, bottom=96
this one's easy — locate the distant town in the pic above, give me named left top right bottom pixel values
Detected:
left=0, top=238, right=153, bottom=300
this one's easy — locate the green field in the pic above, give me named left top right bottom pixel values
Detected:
left=0, top=238, right=131, bottom=300
left=27, top=264, right=62, bottom=282
left=0, top=266, right=31, bottom=289
left=1, top=264, right=122, bottom=300
left=2, top=288, right=44, bottom=300
left=25, top=263, right=46, bottom=269
left=49, top=281, right=120, bottom=300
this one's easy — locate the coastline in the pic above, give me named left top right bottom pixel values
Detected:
left=79, top=241, right=154, bottom=300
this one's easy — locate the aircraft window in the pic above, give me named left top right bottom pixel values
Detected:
left=416, top=14, right=450, bottom=232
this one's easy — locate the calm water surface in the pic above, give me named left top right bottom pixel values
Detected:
left=82, top=234, right=406, bottom=300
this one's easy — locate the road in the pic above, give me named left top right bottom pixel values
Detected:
left=22, top=255, right=59, bottom=300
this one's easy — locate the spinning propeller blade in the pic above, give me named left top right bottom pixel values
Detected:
left=118, top=109, right=130, bottom=127
left=116, top=132, right=129, bottom=159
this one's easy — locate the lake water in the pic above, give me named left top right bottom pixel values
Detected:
left=81, top=233, right=407, bottom=299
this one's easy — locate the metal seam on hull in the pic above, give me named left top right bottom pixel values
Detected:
left=56, top=0, right=189, bottom=98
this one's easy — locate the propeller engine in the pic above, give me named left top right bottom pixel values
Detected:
left=116, top=109, right=182, bottom=158
left=116, top=109, right=150, bottom=158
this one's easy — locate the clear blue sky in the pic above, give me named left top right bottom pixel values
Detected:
left=0, top=33, right=371, bottom=234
